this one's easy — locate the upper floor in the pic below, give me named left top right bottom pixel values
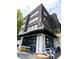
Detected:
left=19, top=4, right=60, bottom=35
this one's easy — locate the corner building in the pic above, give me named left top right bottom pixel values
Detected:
left=18, top=4, right=60, bottom=54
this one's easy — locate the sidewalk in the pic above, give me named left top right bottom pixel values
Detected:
left=17, top=51, right=35, bottom=59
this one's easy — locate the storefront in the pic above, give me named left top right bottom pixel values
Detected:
left=19, top=32, right=56, bottom=54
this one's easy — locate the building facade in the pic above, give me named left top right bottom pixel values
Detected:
left=18, top=4, right=60, bottom=55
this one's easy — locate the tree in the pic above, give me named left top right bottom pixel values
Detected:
left=17, top=9, right=23, bottom=35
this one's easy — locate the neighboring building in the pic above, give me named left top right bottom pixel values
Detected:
left=17, top=4, right=61, bottom=56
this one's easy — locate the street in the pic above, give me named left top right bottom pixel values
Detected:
left=17, top=52, right=35, bottom=59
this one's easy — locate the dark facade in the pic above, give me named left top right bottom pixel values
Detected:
left=18, top=4, right=61, bottom=55
left=18, top=4, right=60, bottom=36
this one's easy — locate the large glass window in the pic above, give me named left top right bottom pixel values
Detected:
left=27, top=25, right=38, bottom=31
left=27, top=27, right=31, bottom=31
left=43, top=17, right=48, bottom=23
left=22, top=36, right=36, bottom=52
left=45, top=36, right=53, bottom=48
left=29, top=17, right=38, bottom=24
left=30, top=11, right=39, bottom=18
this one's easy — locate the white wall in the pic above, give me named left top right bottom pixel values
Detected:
left=36, top=33, right=46, bottom=53
left=53, top=38, right=60, bottom=48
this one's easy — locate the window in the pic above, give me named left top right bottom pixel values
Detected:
left=34, top=25, right=37, bottom=29
left=29, top=17, right=38, bottom=24
left=44, top=12, right=47, bottom=16
left=22, top=36, right=36, bottom=52
left=44, top=17, right=46, bottom=20
left=27, top=25, right=38, bottom=31
left=45, top=37, right=53, bottom=48
left=46, top=38, right=50, bottom=48
left=27, top=27, right=31, bottom=31
left=43, top=17, right=48, bottom=23
left=43, top=17, right=49, bottom=27
left=30, top=11, right=39, bottom=18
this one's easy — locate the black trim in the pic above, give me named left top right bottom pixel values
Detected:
left=18, top=28, right=57, bottom=38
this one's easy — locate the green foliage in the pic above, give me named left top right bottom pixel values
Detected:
left=17, top=9, right=23, bottom=35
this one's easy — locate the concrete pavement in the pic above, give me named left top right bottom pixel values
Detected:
left=17, top=52, right=35, bottom=59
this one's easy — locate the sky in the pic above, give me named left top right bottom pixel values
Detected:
left=17, top=0, right=61, bottom=22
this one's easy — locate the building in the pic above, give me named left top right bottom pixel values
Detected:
left=17, top=4, right=61, bottom=56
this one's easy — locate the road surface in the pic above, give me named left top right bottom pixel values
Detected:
left=17, top=52, right=35, bottom=59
